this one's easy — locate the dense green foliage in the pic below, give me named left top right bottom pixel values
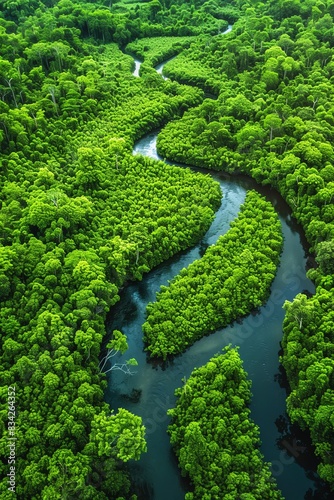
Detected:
left=0, top=121, right=219, bottom=497
left=153, top=0, right=334, bottom=489
left=126, top=35, right=195, bottom=67
left=157, top=7, right=334, bottom=252
left=0, top=0, right=236, bottom=41
left=143, top=191, right=283, bottom=358
left=0, top=0, right=229, bottom=497
left=1, top=0, right=334, bottom=495
left=168, top=347, right=284, bottom=500
left=111, top=0, right=231, bottom=38
left=281, top=288, right=334, bottom=487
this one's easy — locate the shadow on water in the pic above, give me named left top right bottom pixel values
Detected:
left=273, top=413, right=332, bottom=499
left=273, top=363, right=332, bottom=499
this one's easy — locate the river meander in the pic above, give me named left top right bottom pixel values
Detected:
left=105, top=49, right=331, bottom=500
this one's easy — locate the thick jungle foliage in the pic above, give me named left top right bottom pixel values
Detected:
left=126, top=36, right=196, bottom=67
left=1, top=0, right=334, bottom=495
left=152, top=0, right=334, bottom=488
left=143, top=190, right=283, bottom=358
left=0, top=0, right=228, bottom=497
left=168, top=347, right=284, bottom=499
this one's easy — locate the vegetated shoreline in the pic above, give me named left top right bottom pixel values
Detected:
left=107, top=132, right=329, bottom=498
left=168, top=347, right=284, bottom=500
left=143, top=189, right=283, bottom=359
left=111, top=3, right=332, bottom=496
left=148, top=6, right=334, bottom=490
left=0, top=0, right=333, bottom=497
left=0, top=6, right=233, bottom=497
left=128, top=116, right=323, bottom=498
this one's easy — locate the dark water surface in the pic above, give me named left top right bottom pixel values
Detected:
left=104, top=131, right=332, bottom=499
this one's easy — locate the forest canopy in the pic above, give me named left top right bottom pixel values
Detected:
left=1, top=0, right=334, bottom=496
left=143, top=190, right=283, bottom=359
left=150, top=0, right=334, bottom=489
left=0, top=0, right=233, bottom=497
left=168, top=347, right=284, bottom=499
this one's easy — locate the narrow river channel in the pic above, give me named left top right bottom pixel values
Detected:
left=105, top=47, right=331, bottom=500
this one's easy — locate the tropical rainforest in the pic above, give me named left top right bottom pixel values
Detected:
left=0, top=0, right=333, bottom=498
left=143, top=190, right=283, bottom=359
left=168, top=347, right=284, bottom=500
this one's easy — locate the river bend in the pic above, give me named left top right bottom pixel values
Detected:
left=105, top=47, right=331, bottom=500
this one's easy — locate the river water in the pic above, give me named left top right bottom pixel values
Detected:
left=105, top=131, right=333, bottom=499
left=105, top=44, right=331, bottom=500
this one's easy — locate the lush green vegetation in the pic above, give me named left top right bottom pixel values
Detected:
left=1, top=0, right=334, bottom=496
left=126, top=36, right=195, bottom=67
left=0, top=0, right=231, bottom=497
left=153, top=0, right=334, bottom=489
left=168, top=347, right=284, bottom=500
left=281, top=287, right=334, bottom=487
left=111, top=0, right=232, bottom=38
left=143, top=190, right=283, bottom=359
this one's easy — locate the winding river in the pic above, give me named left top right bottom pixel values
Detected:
left=105, top=47, right=332, bottom=500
